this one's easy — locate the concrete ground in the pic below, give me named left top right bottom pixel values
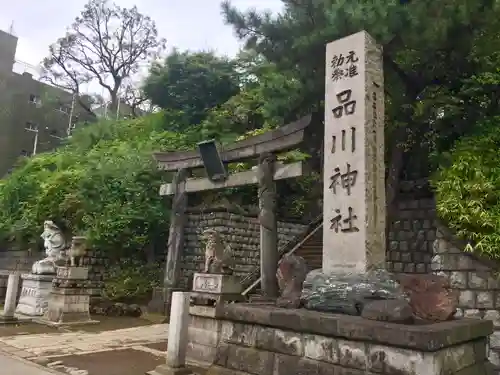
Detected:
left=0, top=322, right=170, bottom=375
left=0, top=351, right=63, bottom=375
left=0, top=323, right=168, bottom=357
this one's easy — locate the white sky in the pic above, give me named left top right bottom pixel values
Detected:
left=0, top=0, right=283, bottom=95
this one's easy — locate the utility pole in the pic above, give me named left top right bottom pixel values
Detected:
left=24, top=124, right=40, bottom=156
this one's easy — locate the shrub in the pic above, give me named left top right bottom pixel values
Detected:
left=103, top=259, right=162, bottom=303
left=0, top=113, right=195, bottom=258
left=432, top=116, right=500, bottom=258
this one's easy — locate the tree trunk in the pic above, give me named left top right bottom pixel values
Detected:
left=109, top=93, right=119, bottom=117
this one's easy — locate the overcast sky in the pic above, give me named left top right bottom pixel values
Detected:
left=0, top=0, right=283, bottom=90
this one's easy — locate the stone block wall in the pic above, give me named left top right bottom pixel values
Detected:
left=81, top=248, right=109, bottom=298
left=432, top=224, right=500, bottom=370
left=199, top=304, right=492, bottom=375
left=188, top=307, right=222, bottom=366
left=386, top=196, right=436, bottom=274
left=180, top=211, right=308, bottom=289
left=0, top=249, right=39, bottom=298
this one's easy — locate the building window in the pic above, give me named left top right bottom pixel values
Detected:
left=25, top=121, right=38, bottom=131
left=55, top=103, right=70, bottom=114
left=28, top=94, right=42, bottom=107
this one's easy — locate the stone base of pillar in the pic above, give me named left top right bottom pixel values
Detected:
left=146, top=364, right=192, bottom=375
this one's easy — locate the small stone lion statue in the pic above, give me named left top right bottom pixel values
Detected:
left=200, top=228, right=234, bottom=274
left=68, top=236, right=87, bottom=267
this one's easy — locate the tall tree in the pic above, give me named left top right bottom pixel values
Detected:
left=143, top=49, right=240, bottom=128
left=221, top=0, right=499, bottom=215
left=41, top=0, right=165, bottom=115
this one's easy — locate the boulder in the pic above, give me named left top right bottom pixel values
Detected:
left=276, top=254, right=308, bottom=308
left=397, top=274, right=458, bottom=322
left=302, top=269, right=406, bottom=315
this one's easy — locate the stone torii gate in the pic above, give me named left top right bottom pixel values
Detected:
left=152, top=115, right=312, bottom=312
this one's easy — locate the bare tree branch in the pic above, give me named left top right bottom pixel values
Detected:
left=40, top=0, right=165, bottom=112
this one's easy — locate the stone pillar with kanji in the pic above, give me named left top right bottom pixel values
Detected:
left=322, top=31, right=386, bottom=274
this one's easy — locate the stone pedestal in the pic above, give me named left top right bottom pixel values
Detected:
left=15, top=273, right=54, bottom=316
left=192, top=273, right=241, bottom=295
left=37, top=266, right=98, bottom=326
left=191, top=273, right=244, bottom=307
left=190, top=273, right=244, bottom=307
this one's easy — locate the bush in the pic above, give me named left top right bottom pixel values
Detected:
left=432, top=117, right=500, bottom=258
left=103, top=259, right=162, bottom=303
left=0, top=113, right=195, bottom=258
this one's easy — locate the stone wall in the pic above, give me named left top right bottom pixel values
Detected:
left=81, top=248, right=109, bottom=298
left=0, top=249, right=39, bottom=271
left=386, top=180, right=437, bottom=274
left=187, top=304, right=492, bottom=375
left=188, top=307, right=222, bottom=367
left=0, top=249, right=39, bottom=298
left=432, top=224, right=500, bottom=370
left=180, top=211, right=308, bottom=290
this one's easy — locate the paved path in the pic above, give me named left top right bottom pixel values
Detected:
left=0, top=351, right=63, bottom=375
left=0, top=324, right=168, bottom=358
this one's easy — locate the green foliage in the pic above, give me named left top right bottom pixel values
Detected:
left=103, top=259, right=162, bottom=302
left=0, top=113, right=195, bottom=257
left=432, top=117, right=500, bottom=258
left=143, top=50, right=240, bottom=128
left=200, top=53, right=306, bottom=140
left=222, top=0, right=500, bottom=178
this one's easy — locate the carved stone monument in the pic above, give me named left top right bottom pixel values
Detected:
left=190, top=229, right=243, bottom=313
left=16, top=221, right=67, bottom=316
left=323, top=31, right=386, bottom=274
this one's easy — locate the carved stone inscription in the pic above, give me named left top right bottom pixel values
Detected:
left=323, top=31, right=386, bottom=274
left=193, top=274, right=221, bottom=293
left=329, top=162, right=357, bottom=195
left=330, top=51, right=360, bottom=82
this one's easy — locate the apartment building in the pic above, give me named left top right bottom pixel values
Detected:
left=0, top=28, right=93, bottom=176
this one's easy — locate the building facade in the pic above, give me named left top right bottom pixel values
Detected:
left=0, top=29, right=93, bottom=176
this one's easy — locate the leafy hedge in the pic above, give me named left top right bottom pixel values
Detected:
left=432, top=117, right=500, bottom=258
left=0, top=113, right=195, bottom=259
left=103, top=259, right=162, bottom=302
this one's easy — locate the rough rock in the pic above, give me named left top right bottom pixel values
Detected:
left=361, top=299, right=414, bottom=324
left=276, top=254, right=308, bottom=308
left=90, top=298, right=142, bottom=317
left=302, top=269, right=405, bottom=315
left=397, top=274, right=458, bottom=322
